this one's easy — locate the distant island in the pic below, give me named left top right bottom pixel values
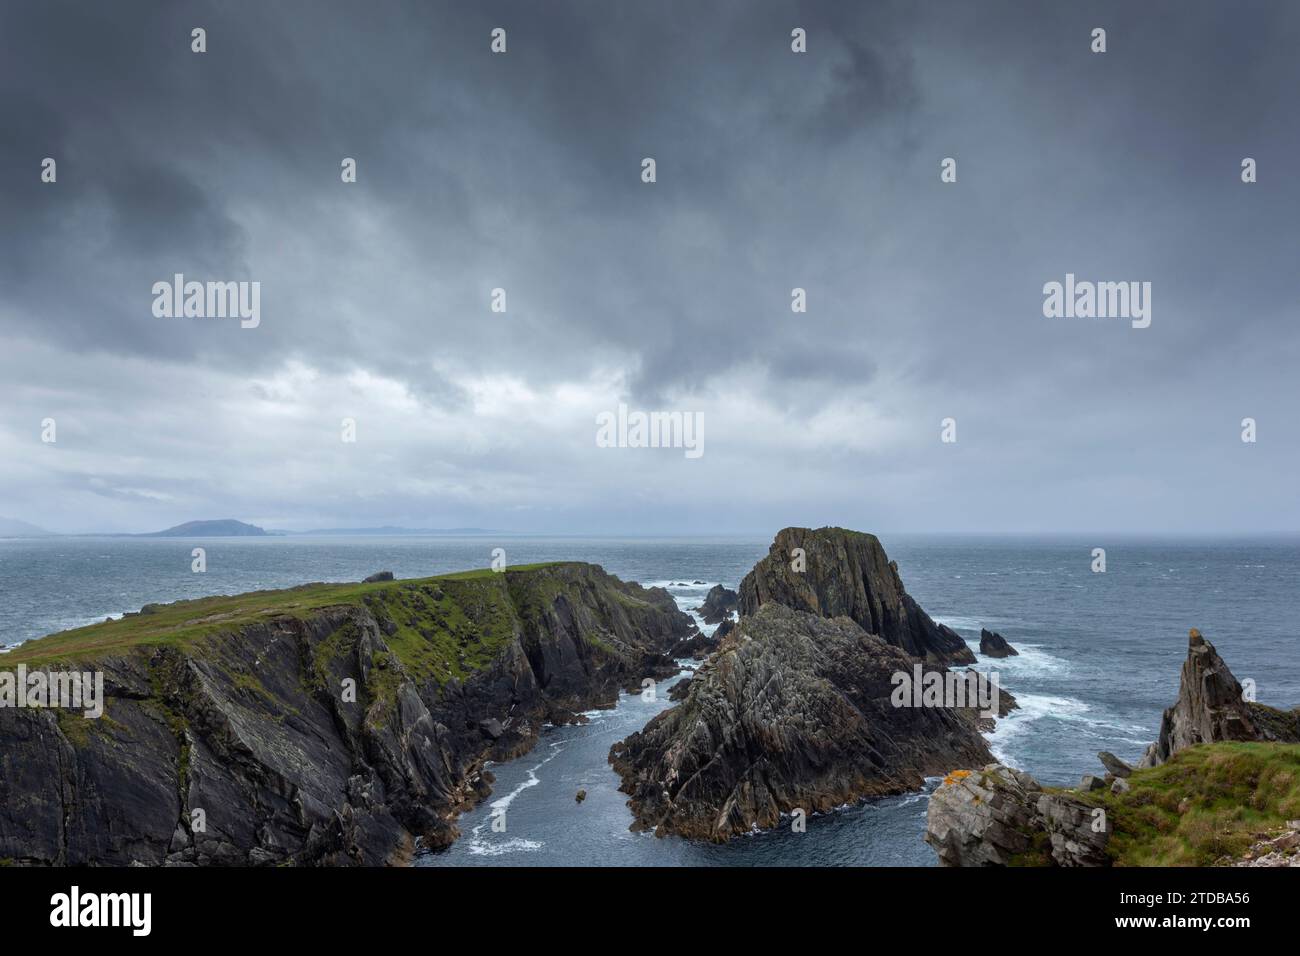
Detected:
left=141, top=519, right=270, bottom=537
left=0, top=517, right=54, bottom=538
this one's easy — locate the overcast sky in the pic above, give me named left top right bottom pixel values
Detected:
left=2, top=0, right=1298, bottom=535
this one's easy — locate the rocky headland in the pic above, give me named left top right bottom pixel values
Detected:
left=610, top=527, right=1005, bottom=841
left=0, top=562, right=696, bottom=865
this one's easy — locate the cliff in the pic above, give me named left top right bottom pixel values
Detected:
left=738, top=527, right=975, bottom=664
left=610, top=603, right=995, bottom=841
left=0, top=562, right=695, bottom=865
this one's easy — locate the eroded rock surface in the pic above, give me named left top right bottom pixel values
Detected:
left=738, top=527, right=975, bottom=664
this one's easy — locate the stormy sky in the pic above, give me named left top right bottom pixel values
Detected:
left=2, top=0, right=1298, bottom=535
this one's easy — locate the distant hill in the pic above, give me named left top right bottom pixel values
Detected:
left=298, top=526, right=500, bottom=535
left=142, top=519, right=269, bottom=537
left=0, top=517, right=55, bottom=538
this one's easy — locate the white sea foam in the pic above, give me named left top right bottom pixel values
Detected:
left=465, top=837, right=544, bottom=856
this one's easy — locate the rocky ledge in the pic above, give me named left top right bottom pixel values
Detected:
left=738, top=527, right=975, bottom=664
left=0, top=562, right=694, bottom=866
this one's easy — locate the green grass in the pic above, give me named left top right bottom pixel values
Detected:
left=1079, top=742, right=1300, bottom=866
left=1, top=563, right=566, bottom=672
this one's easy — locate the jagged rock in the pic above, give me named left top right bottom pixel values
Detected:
left=1142, top=628, right=1300, bottom=767
left=668, top=677, right=692, bottom=701
left=714, top=617, right=735, bottom=641
left=695, top=585, right=739, bottom=625
left=1080, top=775, right=1107, bottom=792
left=979, top=628, right=1018, bottom=658
left=668, top=631, right=717, bottom=660
left=575, top=790, right=587, bottom=804
left=610, top=603, right=993, bottom=842
left=362, top=571, right=395, bottom=583
left=738, top=527, right=976, bottom=664
left=925, top=764, right=1108, bottom=866
left=0, top=562, right=694, bottom=865
left=1110, top=777, right=1130, bottom=795
left=1098, top=751, right=1132, bottom=778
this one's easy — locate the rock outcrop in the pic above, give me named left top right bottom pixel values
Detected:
left=610, top=603, right=995, bottom=842
left=0, top=562, right=694, bottom=866
left=738, top=527, right=975, bottom=664
left=1139, top=628, right=1300, bottom=767
left=979, top=628, right=1017, bottom=657
left=695, top=584, right=739, bottom=625
left=925, top=764, right=1109, bottom=867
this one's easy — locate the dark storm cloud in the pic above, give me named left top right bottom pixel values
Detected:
left=2, top=0, right=1299, bottom=533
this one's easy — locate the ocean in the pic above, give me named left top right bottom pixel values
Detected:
left=2, top=533, right=1297, bottom=866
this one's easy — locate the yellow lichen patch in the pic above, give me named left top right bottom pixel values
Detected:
left=943, top=769, right=973, bottom=786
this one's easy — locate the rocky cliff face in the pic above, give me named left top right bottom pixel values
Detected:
left=610, top=602, right=995, bottom=842
left=738, top=527, right=975, bottom=664
left=0, top=563, right=694, bottom=866
left=1140, top=629, right=1300, bottom=767
left=925, top=765, right=1109, bottom=866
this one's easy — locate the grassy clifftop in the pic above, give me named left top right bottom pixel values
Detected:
left=2, top=562, right=565, bottom=682
left=1081, top=742, right=1300, bottom=866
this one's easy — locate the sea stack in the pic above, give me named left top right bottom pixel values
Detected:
left=979, top=628, right=1018, bottom=658
left=1139, top=628, right=1300, bottom=767
left=738, top=526, right=976, bottom=665
left=610, top=527, right=998, bottom=842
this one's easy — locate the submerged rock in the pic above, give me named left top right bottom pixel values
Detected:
left=362, top=571, right=395, bottom=583
left=979, top=628, right=1017, bottom=658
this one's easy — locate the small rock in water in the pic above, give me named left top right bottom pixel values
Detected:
left=575, top=789, right=587, bottom=804
left=363, top=570, right=395, bottom=583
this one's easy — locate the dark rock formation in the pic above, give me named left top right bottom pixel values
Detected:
left=713, top=617, right=735, bottom=641
left=668, top=631, right=717, bottom=660
left=738, top=527, right=975, bottom=664
left=695, top=585, right=739, bottom=625
left=610, top=603, right=994, bottom=842
left=0, top=562, right=694, bottom=866
left=362, top=570, right=395, bottom=583
left=1139, top=628, right=1300, bottom=768
left=668, top=677, right=692, bottom=701
left=1097, top=751, right=1132, bottom=778
left=575, top=790, right=587, bottom=804
left=925, top=764, right=1109, bottom=867
left=979, top=628, right=1017, bottom=658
